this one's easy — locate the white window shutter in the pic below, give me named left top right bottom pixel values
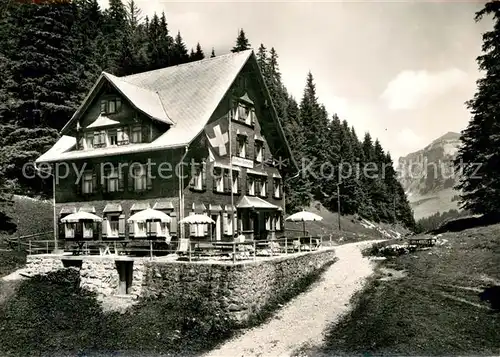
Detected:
left=223, top=212, right=229, bottom=235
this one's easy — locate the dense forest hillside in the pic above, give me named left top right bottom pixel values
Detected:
left=0, top=0, right=415, bottom=231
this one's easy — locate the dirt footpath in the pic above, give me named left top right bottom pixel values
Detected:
left=204, top=240, right=383, bottom=357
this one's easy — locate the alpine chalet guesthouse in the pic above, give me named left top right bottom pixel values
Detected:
left=35, top=50, right=296, bottom=246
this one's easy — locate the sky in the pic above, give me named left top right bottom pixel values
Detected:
left=98, top=0, right=492, bottom=160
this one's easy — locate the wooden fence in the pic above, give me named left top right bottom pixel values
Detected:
left=27, top=234, right=335, bottom=263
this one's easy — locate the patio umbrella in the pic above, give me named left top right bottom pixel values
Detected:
left=285, top=210, right=323, bottom=237
left=128, top=208, right=173, bottom=239
left=61, top=211, right=103, bottom=223
left=127, top=208, right=172, bottom=223
left=179, top=214, right=215, bottom=225
left=179, top=214, right=215, bottom=239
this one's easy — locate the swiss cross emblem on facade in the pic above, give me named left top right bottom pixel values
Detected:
left=204, top=117, right=230, bottom=157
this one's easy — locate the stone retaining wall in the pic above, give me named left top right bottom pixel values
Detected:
left=24, top=249, right=336, bottom=324
left=141, top=248, right=336, bottom=324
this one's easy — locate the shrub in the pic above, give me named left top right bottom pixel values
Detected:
left=363, top=243, right=417, bottom=257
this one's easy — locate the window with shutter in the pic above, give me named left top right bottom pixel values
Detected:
left=201, top=161, right=207, bottom=189
left=82, top=171, right=93, bottom=194
left=118, top=215, right=125, bottom=236
left=169, top=212, right=177, bottom=235
left=222, top=212, right=229, bottom=235
left=232, top=172, right=239, bottom=194
left=213, top=168, right=223, bottom=193
left=65, top=223, right=75, bottom=238
left=223, top=172, right=231, bottom=193
left=142, top=125, right=149, bottom=143
left=108, top=215, right=119, bottom=237
left=128, top=220, right=135, bottom=238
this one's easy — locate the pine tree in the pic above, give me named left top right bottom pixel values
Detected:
left=299, top=73, right=330, bottom=201
left=231, top=28, right=251, bottom=52
left=256, top=44, right=268, bottom=80
left=118, top=0, right=148, bottom=75
left=172, top=31, right=189, bottom=65
left=454, top=1, right=500, bottom=215
left=102, top=0, right=128, bottom=74
left=190, top=42, right=204, bottom=61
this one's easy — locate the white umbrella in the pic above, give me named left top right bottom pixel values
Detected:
left=127, top=208, right=172, bottom=223
left=179, top=214, right=215, bottom=240
left=179, top=214, right=215, bottom=225
left=61, top=211, right=103, bottom=223
left=285, top=210, right=323, bottom=236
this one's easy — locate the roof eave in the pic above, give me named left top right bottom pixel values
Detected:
left=36, top=141, right=187, bottom=164
left=247, top=53, right=299, bottom=172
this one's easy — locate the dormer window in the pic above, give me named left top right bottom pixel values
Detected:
left=233, top=101, right=255, bottom=126
left=100, top=98, right=122, bottom=115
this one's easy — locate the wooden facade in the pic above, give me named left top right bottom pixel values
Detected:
left=42, top=51, right=294, bottom=244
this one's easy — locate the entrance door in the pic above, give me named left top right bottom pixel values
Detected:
left=116, top=261, right=133, bottom=295
left=211, top=214, right=221, bottom=241
left=253, top=212, right=267, bottom=240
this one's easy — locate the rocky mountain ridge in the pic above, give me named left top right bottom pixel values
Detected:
left=397, top=132, right=462, bottom=219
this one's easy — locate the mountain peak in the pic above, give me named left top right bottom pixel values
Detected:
left=431, top=131, right=460, bottom=144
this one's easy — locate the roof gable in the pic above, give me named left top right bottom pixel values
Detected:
left=37, top=50, right=296, bottom=168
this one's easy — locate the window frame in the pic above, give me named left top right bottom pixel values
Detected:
left=82, top=172, right=93, bottom=194
left=255, top=140, right=264, bottom=162
left=273, top=178, right=282, bottom=199
left=108, top=129, right=118, bottom=146
left=131, top=125, right=142, bottom=143
left=133, top=164, right=147, bottom=192
left=237, top=135, right=247, bottom=158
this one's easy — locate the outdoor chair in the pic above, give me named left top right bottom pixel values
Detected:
left=176, top=238, right=190, bottom=256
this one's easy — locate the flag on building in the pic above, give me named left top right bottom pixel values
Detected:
left=205, top=116, right=230, bottom=157
left=205, top=107, right=239, bottom=158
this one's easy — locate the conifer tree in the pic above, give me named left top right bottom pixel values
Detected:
left=256, top=44, right=268, bottom=80
left=231, top=28, right=251, bottom=52
left=172, top=31, right=189, bottom=65
left=454, top=1, right=500, bottom=215
left=192, top=42, right=205, bottom=61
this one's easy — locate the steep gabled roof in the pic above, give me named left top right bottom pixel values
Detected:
left=37, top=49, right=296, bottom=169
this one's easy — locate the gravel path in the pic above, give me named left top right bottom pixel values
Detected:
left=204, top=240, right=384, bottom=357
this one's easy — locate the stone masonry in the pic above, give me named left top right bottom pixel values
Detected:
left=24, top=248, right=336, bottom=324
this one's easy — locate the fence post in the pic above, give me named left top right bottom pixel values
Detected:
left=28, top=240, right=31, bottom=255
left=46, top=241, right=49, bottom=254
left=253, top=241, right=256, bottom=260
left=270, top=240, right=273, bottom=257
left=309, top=236, right=312, bottom=251
left=232, top=243, right=236, bottom=263
left=188, top=242, right=192, bottom=262
left=149, top=240, right=153, bottom=260
left=285, top=237, right=288, bottom=255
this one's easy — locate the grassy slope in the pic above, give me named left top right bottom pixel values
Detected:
left=0, top=195, right=53, bottom=245
left=310, top=224, right=500, bottom=356
left=285, top=201, right=408, bottom=242
left=0, top=196, right=53, bottom=278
